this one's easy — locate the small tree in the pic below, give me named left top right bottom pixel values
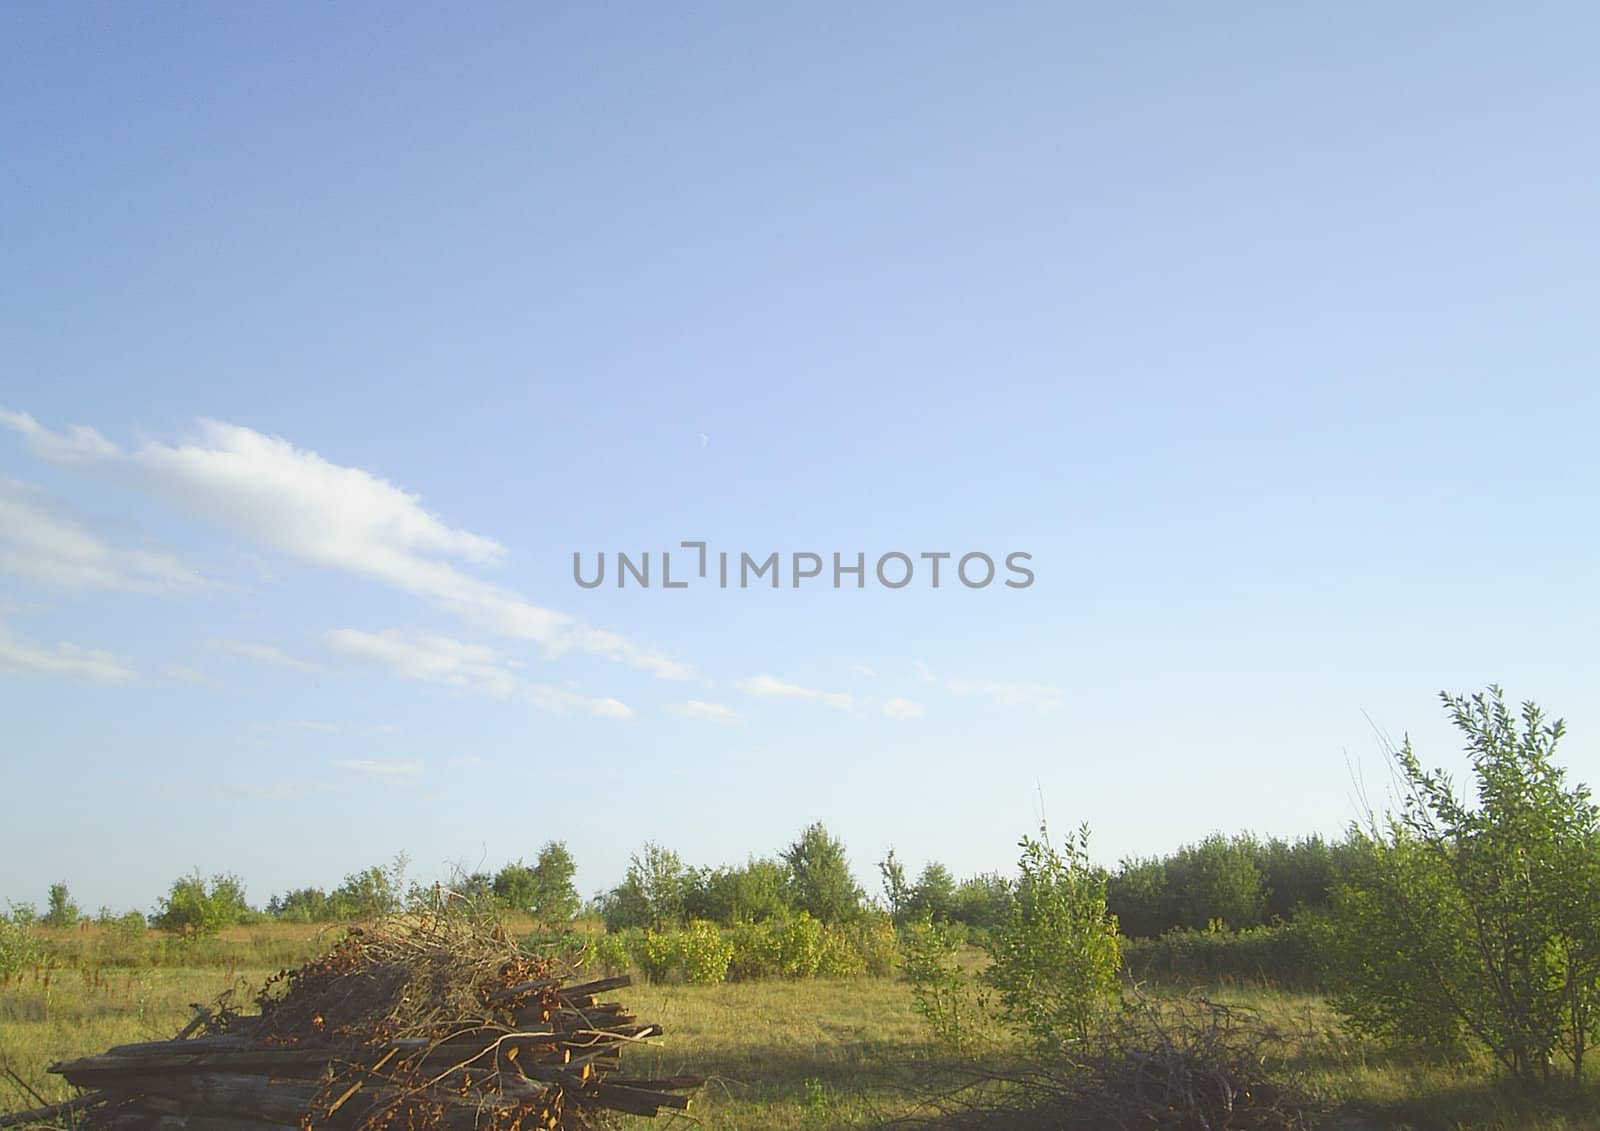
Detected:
left=153, top=872, right=250, bottom=938
left=602, top=843, right=686, bottom=931
left=1328, top=687, right=1600, bottom=1085
left=878, top=849, right=910, bottom=925
left=906, top=862, right=957, bottom=923
left=983, top=822, right=1121, bottom=1048
left=529, top=841, right=580, bottom=923
left=42, top=882, right=81, bottom=928
left=783, top=823, right=862, bottom=924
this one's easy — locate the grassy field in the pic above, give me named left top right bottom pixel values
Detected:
left=4, top=923, right=1600, bottom=1129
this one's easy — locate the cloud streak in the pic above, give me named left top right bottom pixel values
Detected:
left=324, top=628, right=633, bottom=719
left=0, top=478, right=195, bottom=592
left=735, top=674, right=854, bottom=712
left=0, top=617, right=137, bottom=684
left=0, top=410, right=689, bottom=679
left=671, top=700, right=741, bottom=724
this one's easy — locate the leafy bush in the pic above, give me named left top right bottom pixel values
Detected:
left=637, top=929, right=678, bottom=982
left=1326, top=687, right=1600, bottom=1085
left=0, top=911, right=42, bottom=979
left=727, top=921, right=782, bottom=981
left=844, top=916, right=898, bottom=977
left=901, top=917, right=986, bottom=1051
left=1121, top=922, right=1323, bottom=990
left=42, top=882, right=81, bottom=928
left=777, top=913, right=824, bottom=977
left=587, top=930, right=633, bottom=976
left=676, top=919, right=734, bottom=984
left=983, top=823, right=1121, bottom=1049
left=152, top=872, right=252, bottom=938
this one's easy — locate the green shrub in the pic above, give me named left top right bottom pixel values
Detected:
left=816, top=925, right=867, bottom=977
left=727, top=921, right=782, bottom=981
left=777, top=913, right=823, bottom=978
left=983, top=823, right=1121, bottom=1049
left=676, top=920, right=733, bottom=984
left=845, top=916, right=898, bottom=977
left=901, top=917, right=985, bottom=1051
left=587, top=930, right=633, bottom=977
left=0, top=913, right=42, bottom=979
left=1326, top=688, right=1600, bottom=1086
left=637, top=929, right=679, bottom=983
left=1121, top=922, right=1323, bottom=989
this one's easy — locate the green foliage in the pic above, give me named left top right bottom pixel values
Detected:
left=152, top=872, right=251, bottom=938
left=901, top=917, right=986, bottom=1051
left=42, top=882, right=81, bottom=928
left=684, top=858, right=791, bottom=924
left=844, top=915, right=899, bottom=977
left=777, top=912, right=824, bottom=977
left=1327, top=687, right=1600, bottom=1086
left=587, top=929, right=633, bottom=977
left=783, top=823, right=862, bottom=924
left=676, top=919, right=734, bottom=984
left=637, top=929, right=679, bottom=983
left=951, top=872, right=1012, bottom=932
left=602, top=843, right=686, bottom=931
left=905, top=861, right=957, bottom=923
left=1166, top=834, right=1268, bottom=932
left=1121, top=922, right=1324, bottom=990
left=983, top=823, right=1121, bottom=1049
left=494, top=842, right=580, bottom=923
left=878, top=849, right=910, bottom=924
left=0, top=908, right=43, bottom=979
left=328, top=856, right=408, bottom=920
left=268, top=887, right=335, bottom=922
left=727, top=921, right=783, bottom=981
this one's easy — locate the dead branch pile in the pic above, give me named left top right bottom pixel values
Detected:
left=36, top=913, right=701, bottom=1131
left=906, top=995, right=1316, bottom=1130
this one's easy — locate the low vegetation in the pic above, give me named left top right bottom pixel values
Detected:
left=7, top=685, right=1600, bottom=1127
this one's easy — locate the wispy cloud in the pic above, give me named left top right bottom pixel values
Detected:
left=208, top=639, right=320, bottom=672
left=882, top=696, right=926, bottom=720
left=0, top=410, right=690, bottom=679
left=671, top=700, right=741, bottom=724
left=324, top=628, right=633, bottom=719
left=0, top=616, right=137, bottom=684
left=735, top=674, right=854, bottom=712
left=915, top=661, right=1064, bottom=714
left=331, top=758, right=424, bottom=785
left=0, top=478, right=196, bottom=592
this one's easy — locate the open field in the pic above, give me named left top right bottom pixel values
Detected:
left=4, top=924, right=1600, bottom=1130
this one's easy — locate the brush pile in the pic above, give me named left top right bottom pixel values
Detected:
left=35, top=913, right=701, bottom=1131
left=909, top=995, right=1315, bottom=1130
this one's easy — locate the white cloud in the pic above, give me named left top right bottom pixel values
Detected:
left=0, top=478, right=195, bottom=591
left=851, top=661, right=878, bottom=678
left=735, top=674, right=854, bottom=712
left=0, top=617, right=137, bottom=684
left=331, top=758, right=424, bottom=785
left=671, top=700, right=740, bottom=724
left=946, top=678, right=1064, bottom=713
left=325, top=628, right=633, bottom=719
left=882, top=696, right=926, bottom=720
left=0, top=410, right=690, bottom=679
left=208, top=639, right=319, bottom=672
left=913, top=661, right=1064, bottom=713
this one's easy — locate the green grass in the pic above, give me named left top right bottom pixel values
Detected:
left=4, top=928, right=1600, bottom=1129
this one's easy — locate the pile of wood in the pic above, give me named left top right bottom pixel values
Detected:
left=11, top=916, right=701, bottom=1131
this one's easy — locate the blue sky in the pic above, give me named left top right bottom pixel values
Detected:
left=3, top=4, right=1597, bottom=915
